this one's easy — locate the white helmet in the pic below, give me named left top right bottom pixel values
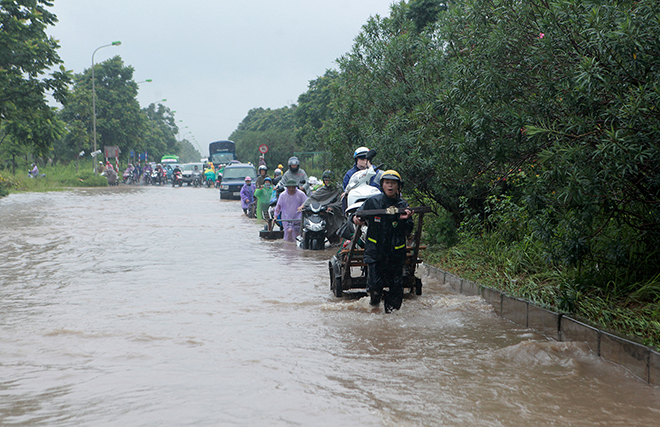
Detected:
left=353, top=146, right=369, bottom=159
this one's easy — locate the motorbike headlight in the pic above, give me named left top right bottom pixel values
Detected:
left=309, top=223, right=323, bottom=232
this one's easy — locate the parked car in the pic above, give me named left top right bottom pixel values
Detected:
left=181, top=163, right=203, bottom=186
left=219, top=163, right=257, bottom=199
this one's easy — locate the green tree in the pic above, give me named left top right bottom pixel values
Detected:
left=230, top=107, right=297, bottom=167
left=0, top=0, right=71, bottom=171
left=59, top=56, right=144, bottom=163
left=141, top=102, right=179, bottom=161
left=178, top=138, right=201, bottom=163
left=294, top=69, right=338, bottom=152
left=328, top=0, right=660, bottom=300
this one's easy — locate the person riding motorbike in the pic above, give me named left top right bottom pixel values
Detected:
left=298, top=170, right=344, bottom=244
left=277, top=157, right=307, bottom=192
left=171, top=164, right=182, bottom=185
left=28, top=163, right=39, bottom=178
left=255, top=165, right=269, bottom=187
left=154, top=163, right=165, bottom=184
left=341, top=147, right=379, bottom=211
left=272, top=168, right=283, bottom=187
left=303, top=176, right=321, bottom=195
left=342, top=147, right=379, bottom=190
left=105, top=166, right=118, bottom=185
left=352, top=170, right=413, bottom=312
left=204, top=163, right=216, bottom=186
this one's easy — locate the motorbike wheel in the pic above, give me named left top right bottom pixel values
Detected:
left=415, top=277, right=422, bottom=296
left=311, top=238, right=321, bottom=250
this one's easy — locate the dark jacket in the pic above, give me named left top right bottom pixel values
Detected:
left=356, top=193, right=413, bottom=264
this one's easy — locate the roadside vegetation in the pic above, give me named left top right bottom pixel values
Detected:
left=0, top=161, right=108, bottom=195
left=231, top=0, right=660, bottom=348
left=1, top=1, right=658, bottom=347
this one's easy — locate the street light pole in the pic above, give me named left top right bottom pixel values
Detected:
left=92, top=41, right=121, bottom=173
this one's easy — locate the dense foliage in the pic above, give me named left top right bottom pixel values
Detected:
left=228, top=0, right=659, bottom=340
left=230, top=106, right=297, bottom=167
left=323, top=0, right=660, bottom=337
left=0, top=0, right=71, bottom=171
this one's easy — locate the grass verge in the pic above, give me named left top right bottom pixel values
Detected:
left=0, top=162, right=108, bottom=195
left=423, top=235, right=660, bottom=349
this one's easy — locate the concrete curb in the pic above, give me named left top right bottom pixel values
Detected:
left=420, top=263, right=658, bottom=386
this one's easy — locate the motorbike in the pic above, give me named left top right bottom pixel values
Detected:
left=143, top=169, right=153, bottom=185
left=344, top=163, right=384, bottom=214
left=151, top=169, right=161, bottom=185
left=123, top=168, right=132, bottom=184
left=300, top=201, right=333, bottom=250
left=105, top=169, right=118, bottom=186
left=192, top=170, right=202, bottom=187
left=172, top=170, right=183, bottom=187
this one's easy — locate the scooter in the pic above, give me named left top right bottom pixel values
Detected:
left=344, top=163, right=384, bottom=215
left=123, top=168, right=133, bottom=184
left=300, top=201, right=332, bottom=250
left=192, top=170, right=202, bottom=187
left=172, top=171, right=183, bottom=187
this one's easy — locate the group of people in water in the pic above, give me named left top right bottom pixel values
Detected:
left=240, top=147, right=413, bottom=312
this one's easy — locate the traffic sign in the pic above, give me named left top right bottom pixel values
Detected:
left=258, top=144, right=269, bottom=154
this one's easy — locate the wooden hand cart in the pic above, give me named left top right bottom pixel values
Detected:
left=328, top=206, right=430, bottom=297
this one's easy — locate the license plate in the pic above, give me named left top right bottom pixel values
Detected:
left=232, top=192, right=240, bottom=196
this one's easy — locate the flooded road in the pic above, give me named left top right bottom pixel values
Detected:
left=1, top=186, right=659, bottom=426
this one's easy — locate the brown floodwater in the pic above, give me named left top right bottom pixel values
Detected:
left=1, top=186, right=659, bottom=426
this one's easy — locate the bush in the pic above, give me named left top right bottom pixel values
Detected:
left=422, top=209, right=458, bottom=248
left=0, top=172, right=20, bottom=197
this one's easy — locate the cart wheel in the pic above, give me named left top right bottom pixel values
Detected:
left=415, top=277, right=422, bottom=296
left=333, top=276, right=343, bottom=298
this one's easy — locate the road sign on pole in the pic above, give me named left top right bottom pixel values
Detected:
left=258, top=144, right=269, bottom=154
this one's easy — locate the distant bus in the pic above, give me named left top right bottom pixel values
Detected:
left=161, top=155, right=180, bottom=165
left=209, top=140, right=236, bottom=168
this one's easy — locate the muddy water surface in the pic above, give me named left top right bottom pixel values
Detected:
left=1, top=186, right=659, bottom=426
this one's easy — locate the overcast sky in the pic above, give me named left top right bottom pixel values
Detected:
left=46, top=0, right=396, bottom=157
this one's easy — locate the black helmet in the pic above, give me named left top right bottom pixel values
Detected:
left=258, top=165, right=267, bottom=172
left=288, top=156, right=300, bottom=166
left=322, top=170, right=333, bottom=181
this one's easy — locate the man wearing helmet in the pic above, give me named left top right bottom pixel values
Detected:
left=277, top=156, right=308, bottom=191
left=342, top=146, right=380, bottom=190
left=272, top=168, right=283, bottom=186
left=353, top=170, right=413, bottom=312
left=255, top=164, right=269, bottom=187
